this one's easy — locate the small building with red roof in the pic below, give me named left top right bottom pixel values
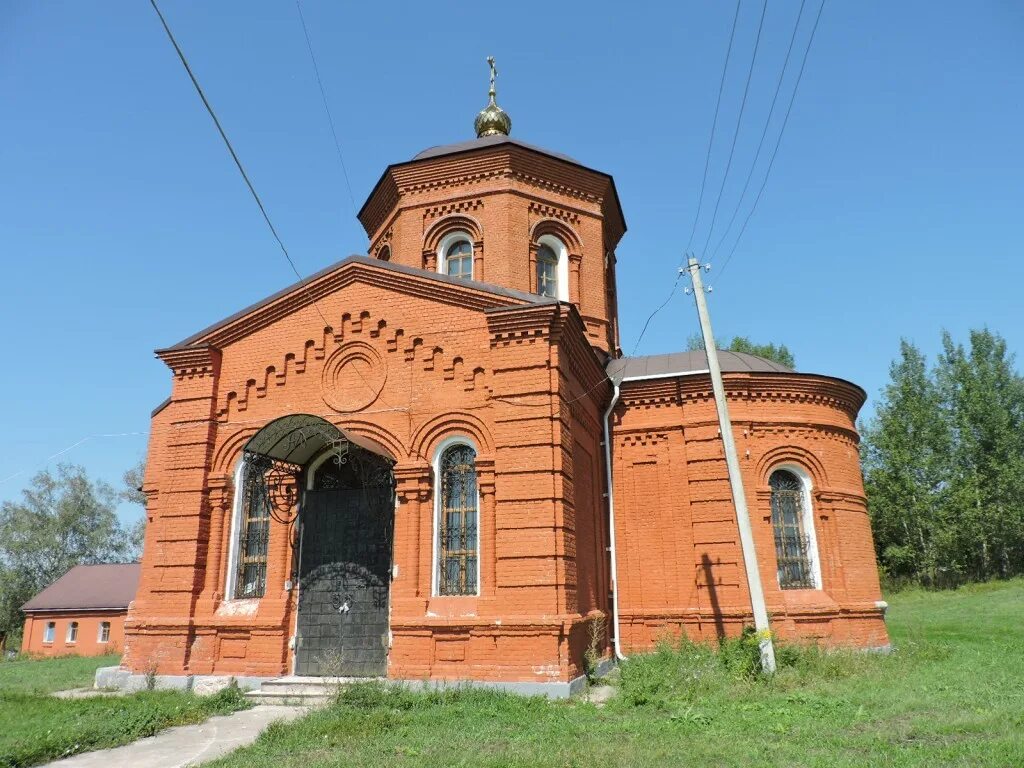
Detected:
left=21, top=563, right=140, bottom=657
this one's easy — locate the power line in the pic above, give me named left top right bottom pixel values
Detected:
left=638, top=3, right=745, bottom=358
left=698, top=0, right=769, bottom=257
left=718, top=0, right=827, bottom=279
left=148, top=0, right=400, bottom=413
left=294, top=0, right=359, bottom=218
left=148, top=0, right=310, bottom=295
left=683, top=0, right=742, bottom=256
left=709, top=0, right=807, bottom=262
left=0, top=432, right=146, bottom=486
left=629, top=270, right=684, bottom=357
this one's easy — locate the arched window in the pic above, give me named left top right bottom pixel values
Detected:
left=66, top=621, right=79, bottom=643
left=378, top=245, right=391, bottom=262
left=536, top=243, right=558, bottom=298
left=443, top=238, right=473, bottom=280
left=534, top=234, right=570, bottom=300
left=228, top=457, right=271, bottom=599
left=435, top=441, right=479, bottom=595
left=769, top=469, right=819, bottom=589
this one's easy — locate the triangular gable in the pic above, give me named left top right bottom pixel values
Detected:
left=159, top=255, right=553, bottom=354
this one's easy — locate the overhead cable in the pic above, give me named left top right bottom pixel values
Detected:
left=718, top=0, right=827, bottom=279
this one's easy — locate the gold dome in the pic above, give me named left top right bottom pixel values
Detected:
left=475, top=56, right=511, bottom=138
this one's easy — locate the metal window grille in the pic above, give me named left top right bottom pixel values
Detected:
left=235, top=458, right=272, bottom=599
left=536, top=244, right=558, bottom=298
left=446, top=240, right=473, bottom=280
left=769, top=470, right=816, bottom=589
left=438, top=444, right=478, bottom=595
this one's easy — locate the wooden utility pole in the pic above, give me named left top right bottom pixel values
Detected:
left=685, top=257, right=776, bottom=673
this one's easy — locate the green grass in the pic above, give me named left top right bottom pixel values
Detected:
left=209, top=580, right=1024, bottom=768
left=0, top=655, right=251, bottom=768
left=0, top=653, right=120, bottom=694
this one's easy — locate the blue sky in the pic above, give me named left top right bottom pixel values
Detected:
left=1, top=1, right=1022, bottom=523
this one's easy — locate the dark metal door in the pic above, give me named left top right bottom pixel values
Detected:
left=295, top=488, right=392, bottom=677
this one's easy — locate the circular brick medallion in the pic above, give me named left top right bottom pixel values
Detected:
left=321, top=342, right=387, bottom=413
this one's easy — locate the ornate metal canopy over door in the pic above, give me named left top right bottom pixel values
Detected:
left=295, top=448, right=395, bottom=678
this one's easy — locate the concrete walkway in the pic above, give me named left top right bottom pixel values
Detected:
left=41, top=705, right=304, bottom=768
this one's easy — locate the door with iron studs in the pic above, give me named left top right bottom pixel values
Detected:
left=295, top=487, right=392, bottom=677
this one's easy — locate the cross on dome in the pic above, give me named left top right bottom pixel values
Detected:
left=474, top=56, right=512, bottom=138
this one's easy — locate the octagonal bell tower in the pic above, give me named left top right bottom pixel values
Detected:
left=357, top=59, right=626, bottom=356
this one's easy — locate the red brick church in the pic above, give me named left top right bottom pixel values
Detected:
left=113, top=66, right=887, bottom=696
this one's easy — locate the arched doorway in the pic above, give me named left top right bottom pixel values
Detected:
left=240, top=415, right=395, bottom=677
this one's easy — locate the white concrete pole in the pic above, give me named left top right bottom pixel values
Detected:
left=685, top=257, right=776, bottom=674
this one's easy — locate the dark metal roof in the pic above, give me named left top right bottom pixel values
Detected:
left=413, top=134, right=581, bottom=164
left=163, top=255, right=551, bottom=351
left=244, top=414, right=395, bottom=464
left=607, top=350, right=794, bottom=383
left=21, top=563, right=141, bottom=612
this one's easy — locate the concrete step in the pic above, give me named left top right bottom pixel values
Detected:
left=246, top=676, right=385, bottom=706
left=244, top=689, right=331, bottom=706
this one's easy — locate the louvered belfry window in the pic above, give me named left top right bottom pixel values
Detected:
left=235, top=459, right=271, bottom=599
left=769, top=469, right=816, bottom=589
left=438, top=444, right=478, bottom=595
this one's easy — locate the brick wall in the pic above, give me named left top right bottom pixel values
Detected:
left=22, top=611, right=126, bottom=657
left=122, top=138, right=887, bottom=685
left=610, top=372, right=889, bottom=650
left=124, top=263, right=611, bottom=683
left=359, top=143, right=625, bottom=355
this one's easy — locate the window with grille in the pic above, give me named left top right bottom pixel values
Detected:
left=43, top=622, right=55, bottom=643
left=536, top=244, right=558, bottom=298
left=234, top=460, right=271, bottom=599
left=98, top=621, right=111, bottom=643
left=445, top=240, right=473, bottom=280
left=66, top=621, right=78, bottom=643
left=769, top=469, right=817, bottom=589
left=437, top=443, right=478, bottom=595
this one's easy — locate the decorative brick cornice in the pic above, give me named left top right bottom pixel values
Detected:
left=168, top=258, right=538, bottom=353
left=155, top=345, right=221, bottom=379
left=528, top=200, right=581, bottom=226
left=359, top=143, right=625, bottom=247
left=485, top=303, right=560, bottom=346
left=619, top=371, right=865, bottom=421
left=423, top=198, right=484, bottom=221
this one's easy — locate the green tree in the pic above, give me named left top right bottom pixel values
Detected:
left=936, top=329, right=1024, bottom=581
left=121, top=456, right=148, bottom=557
left=862, top=328, right=1024, bottom=588
left=0, top=464, right=134, bottom=638
left=861, top=340, right=953, bottom=586
left=686, top=334, right=796, bottom=368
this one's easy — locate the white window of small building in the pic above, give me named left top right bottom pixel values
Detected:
left=433, top=439, right=480, bottom=596
left=534, top=235, right=569, bottom=301
left=98, top=621, right=111, bottom=643
left=43, top=622, right=55, bottom=644
left=66, top=621, right=79, bottom=643
left=439, top=232, right=473, bottom=280
left=769, top=468, right=822, bottom=589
